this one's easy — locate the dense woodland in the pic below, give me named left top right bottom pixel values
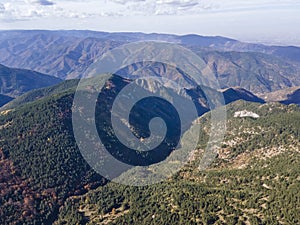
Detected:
left=0, top=90, right=105, bottom=224
left=0, top=78, right=299, bottom=224
left=55, top=101, right=300, bottom=225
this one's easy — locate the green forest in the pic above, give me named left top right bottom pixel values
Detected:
left=0, top=80, right=299, bottom=224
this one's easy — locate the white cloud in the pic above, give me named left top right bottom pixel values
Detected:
left=0, top=0, right=96, bottom=22
left=0, top=3, right=5, bottom=13
left=0, top=0, right=299, bottom=46
left=1, top=0, right=300, bottom=21
left=25, top=0, right=55, bottom=6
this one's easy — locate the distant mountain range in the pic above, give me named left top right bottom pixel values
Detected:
left=114, top=52, right=300, bottom=94
left=0, top=30, right=300, bottom=95
left=1, top=30, right=299, bottom=61
left=0, top=30, right=300, bottom=225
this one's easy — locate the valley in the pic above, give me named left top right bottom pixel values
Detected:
left=0, top=30, right=299, bottom=225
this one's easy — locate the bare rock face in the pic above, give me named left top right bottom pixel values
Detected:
left=234, top=110, right=260, bottom=119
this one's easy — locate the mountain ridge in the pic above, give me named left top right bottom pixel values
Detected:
left=0, top=63, right=62, bottom=98
left=0, top=30, right=299, bottom=225
left=0, top=94, right=14, bottom=107
left=0, top=72, right=299, bottom=224
left=1, top=30, right=300, bottom=95
left=258, top=86, right=300, bottom=105
left=2, top=76, right=267, bottom=113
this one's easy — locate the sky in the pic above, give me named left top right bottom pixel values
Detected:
left=0, top=0, right=299, bottom=45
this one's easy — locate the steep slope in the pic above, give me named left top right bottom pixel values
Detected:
left=0, top=94, right=13, bottom=107
left=0, top=64, right=62, bottom=97
left=0, top=84, right=105, bottom=225
left=1, top=71, right=299, bottom=224
left=1, top=30, right=300, bottom=225
left=123, top=50, right=300, bottom=94
left=2, top=73, right=267, bottom=114
left=105, top=50, right=300, bottom=94
left=259, top=86, right=300, bottom=105
left=116, top=61, right=199, bottom=88
left=2, top=79, right=79, bottom=110
left=0, top=30, right=300, bottom=94
left=0, top=32, right=123, bottom=79
left=55, top=101, right=300, bottom=225
left=199, top=50, right=300, bottom=94
left=281, top=88, right=300, bottom=105
left=221, top=87, right=265, bottom=104
left=0, top=74, right=208, bottom=224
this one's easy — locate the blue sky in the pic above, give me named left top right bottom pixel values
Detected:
left=0, top=0, right=299, bottom=45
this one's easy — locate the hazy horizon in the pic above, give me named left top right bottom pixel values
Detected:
left=0, top=0, right=299, bottom=46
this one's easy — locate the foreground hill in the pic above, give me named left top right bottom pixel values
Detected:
left=0, top=73, right=299, bottom=224
left=0, top=85, right=105, bottom=224
left=0, top=74, right=209, bottom=224
left=0, top=64, right=62, bottom=98
left=55, top=101, right=300, bottom=225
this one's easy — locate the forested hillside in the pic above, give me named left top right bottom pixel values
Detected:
left=0, top=30, right=299, bottom=225
left=55, top=101, right=300, bottom=225
left=0, top=88, right=104, bottom=224
left=1, top=76, right=299, bottom=224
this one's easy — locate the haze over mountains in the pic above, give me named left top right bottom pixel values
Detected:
left=0, top=30, right=300, bottom=97
left=0, top=30, right=300, bottom=225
